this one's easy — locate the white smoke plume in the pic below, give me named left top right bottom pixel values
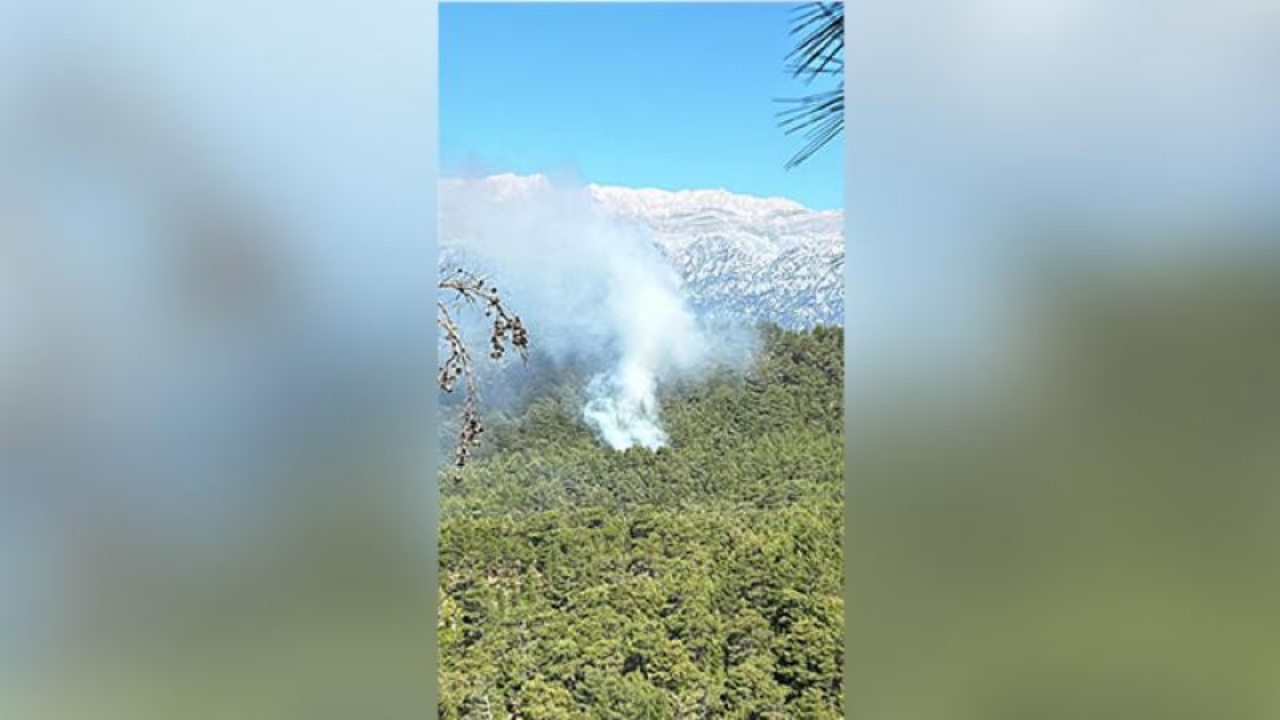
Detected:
left=439, top=173, right=743, bottom=450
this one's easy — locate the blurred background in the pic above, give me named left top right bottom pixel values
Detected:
left=0, top=1, right=436, bottom=718
left=846, top=1, right=1280, bottom=719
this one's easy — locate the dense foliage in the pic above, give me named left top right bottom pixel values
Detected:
left=439, top=325, right=844, bottom=718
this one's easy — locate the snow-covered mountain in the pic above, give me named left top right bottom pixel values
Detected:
left=440, top=174, right=844, bottom=329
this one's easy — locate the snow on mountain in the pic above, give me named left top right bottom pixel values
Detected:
left=440, top=174, right=844, bottom=329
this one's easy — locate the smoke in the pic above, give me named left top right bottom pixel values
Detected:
left=439, top=173, right=745, bottom=450
left=583, top=361, right=667, bottom=450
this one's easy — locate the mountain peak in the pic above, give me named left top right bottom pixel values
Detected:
left=586, top=183, right=813, bottom=219
left=440, top=174, right=845, bottom=329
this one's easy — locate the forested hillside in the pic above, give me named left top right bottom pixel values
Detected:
left=439, top=325, right=844, bottom=718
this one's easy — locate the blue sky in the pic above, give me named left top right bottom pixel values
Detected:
left=440, top=2, right=844, bottom=210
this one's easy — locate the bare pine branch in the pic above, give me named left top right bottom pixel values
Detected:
left=438, top=268, right=529, bottom=477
